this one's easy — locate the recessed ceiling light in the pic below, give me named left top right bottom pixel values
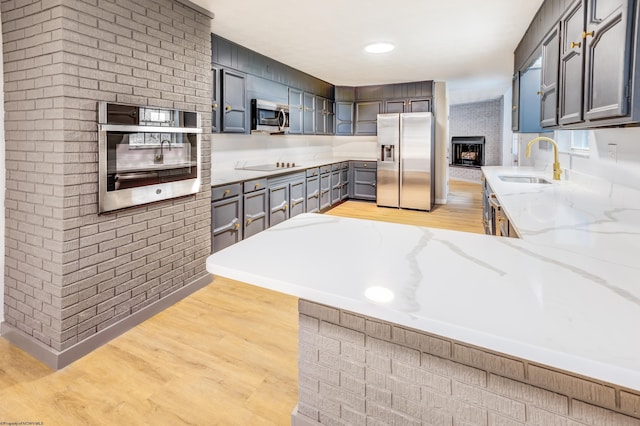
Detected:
left=364, top=42, right=394, bottom=54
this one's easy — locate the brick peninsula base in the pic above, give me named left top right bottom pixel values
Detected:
left=292, top=300, right=640, bottom=426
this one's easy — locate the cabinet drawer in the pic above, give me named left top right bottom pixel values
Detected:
left=211, top=183, right=241, bottom=201
left=319, top=164, right=331, bottom=174
left=243, top=178, right=268, bottom=193
left=306, top=167, right=320, bottom=178
left=352, top=161, right=375, bottom=169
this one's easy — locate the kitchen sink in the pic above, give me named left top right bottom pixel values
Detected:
left=498, top=175, right=552, bottom=184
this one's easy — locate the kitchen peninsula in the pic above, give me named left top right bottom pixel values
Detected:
left=206, top=167, right=640, bottom=425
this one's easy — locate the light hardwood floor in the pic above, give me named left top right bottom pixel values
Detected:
left=0, top=179, right=482, bottom=425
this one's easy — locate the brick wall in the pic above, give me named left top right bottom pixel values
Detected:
left=297, top=300, right=640, bottom=426
left=449, top=98, right=504, bottom=182
left=1, top=0, right=212, bottom=358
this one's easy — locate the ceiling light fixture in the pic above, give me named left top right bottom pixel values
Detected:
left=364, top=42, right=394, bottom=54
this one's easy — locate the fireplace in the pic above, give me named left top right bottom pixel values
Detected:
left=451, top=136, right=485, bottom=168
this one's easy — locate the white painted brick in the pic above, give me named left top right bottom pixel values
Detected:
left=528, top=365, right=616, bottom=409
left=488, top=374, right=568, bottom=415
left=571, top=400, right=640, bottom=426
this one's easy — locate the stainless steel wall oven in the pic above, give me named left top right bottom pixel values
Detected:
left=98, top=102, right=202, bottom=213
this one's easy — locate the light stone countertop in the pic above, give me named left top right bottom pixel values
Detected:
left=210, top=156, right=376, bottom=187
left=206, top=165, right=640, bottom=391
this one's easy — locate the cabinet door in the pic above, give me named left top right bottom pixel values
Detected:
left=211, top=197, right=242, bottom=253
left=352, top=166, right=377, bottom=201
left=583, top=0, right=632, bottom=121
left=385, top=99, right=406, bottom=113
left=408, top=98, right=431, bottom=112
left=319, top=173, right=331, bottom=209
left=288, top=88, right=303, bottom=134
left=511, top=72, right=520, bottom=131
left=541, top=23, right=560, bottom=127
left=268, top=183, right=289, bottom=227
left=211, top=65, right=221, bottom=133
left=326, top=101, right=335, bottom=135
left=303, top=92, right=316, bottom=134
left=559, top=1, right=585, bottom=125
left=243, top=190, right=267, bottom=238
left=221, top=69, right=247, bottom=133
left=340, top=166, right=349, bottom=200
left=289, top=179, right=306, bottom=218
left=306, top=176, right=319, bottom=213
left=335, top=102, right=354, bottom=135
left=331, top=169, right=341, bottom=205
left=355, top=101, right=382, bottom=135
left=315, top=96, right=327, bottom=134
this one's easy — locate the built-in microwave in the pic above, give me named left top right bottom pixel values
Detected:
left=251, top=99, right=289, bottom=134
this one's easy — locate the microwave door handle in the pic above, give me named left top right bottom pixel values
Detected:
left=278, top=109, right=285, bottom=132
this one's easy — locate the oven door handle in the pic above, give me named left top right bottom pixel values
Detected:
left=115, top=172, right=159, bottom=181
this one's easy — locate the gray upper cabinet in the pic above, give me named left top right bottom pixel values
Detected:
left=211, top=65, right=221, bottom=133
left=315, top=97, right=335, bottom=135
left=511, top=72, right=520, bottom=131
left=303, top=92, right=316, bottom=134
left=516, top=0, right=640, bottom=129
left=385, top=98, right=431, bottom=113
left=355, top=101, right=382, bottom=135
left=540, top=23, right=560, bottom=127
left=583, top=0, right=633, bottom=122
left=559, top=1, right=584, bottom=125
left=221, top=69, right=247, bottom=133
left=335, top=102, right=354, bottom=135
left=289, top=88, right=303, bottom=134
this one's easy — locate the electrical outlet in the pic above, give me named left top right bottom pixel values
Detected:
left=607, top=144, right=618, bottom=162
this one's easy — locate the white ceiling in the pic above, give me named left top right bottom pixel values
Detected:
left=190, top=0, right=544, bottom=104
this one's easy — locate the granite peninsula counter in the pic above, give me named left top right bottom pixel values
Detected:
left=206, top=166, right=640, bottom=425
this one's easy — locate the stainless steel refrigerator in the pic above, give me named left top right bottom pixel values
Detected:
left=376, top=112, right=435, bottom=211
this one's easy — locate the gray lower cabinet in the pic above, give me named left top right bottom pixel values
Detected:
left=211, top=183, right=243, bottom=253
left=306, top=168, right=320, bottom=213
left=331, top=163, right=342, bottom=205
left=319, top=165, right=332, bottom=210
left=289, top=176, right=306, bottom=218
left=350, top=161, right=377, bottom=201
left=243, top=178, right=268, bottom=238
left=340, top=162, right=349, bottom=201
left=268, top=172, right=306, bottom=227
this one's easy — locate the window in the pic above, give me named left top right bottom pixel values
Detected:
left=554, top=130, right=589, bottom=155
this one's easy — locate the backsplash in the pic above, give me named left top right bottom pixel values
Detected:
left=211, top=134, right=377, bottom=170
left=519, top=128, right=640, bottom=191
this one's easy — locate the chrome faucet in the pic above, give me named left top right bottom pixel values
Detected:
left=525, top=136, right=562, bottom=180
left=154, top=139, right=172, bottom=164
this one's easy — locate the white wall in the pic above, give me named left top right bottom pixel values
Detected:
left=434, top=81, right=449, bottom=204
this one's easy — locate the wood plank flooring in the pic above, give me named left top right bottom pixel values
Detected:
left=0, top=179, right=482, bottom=425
